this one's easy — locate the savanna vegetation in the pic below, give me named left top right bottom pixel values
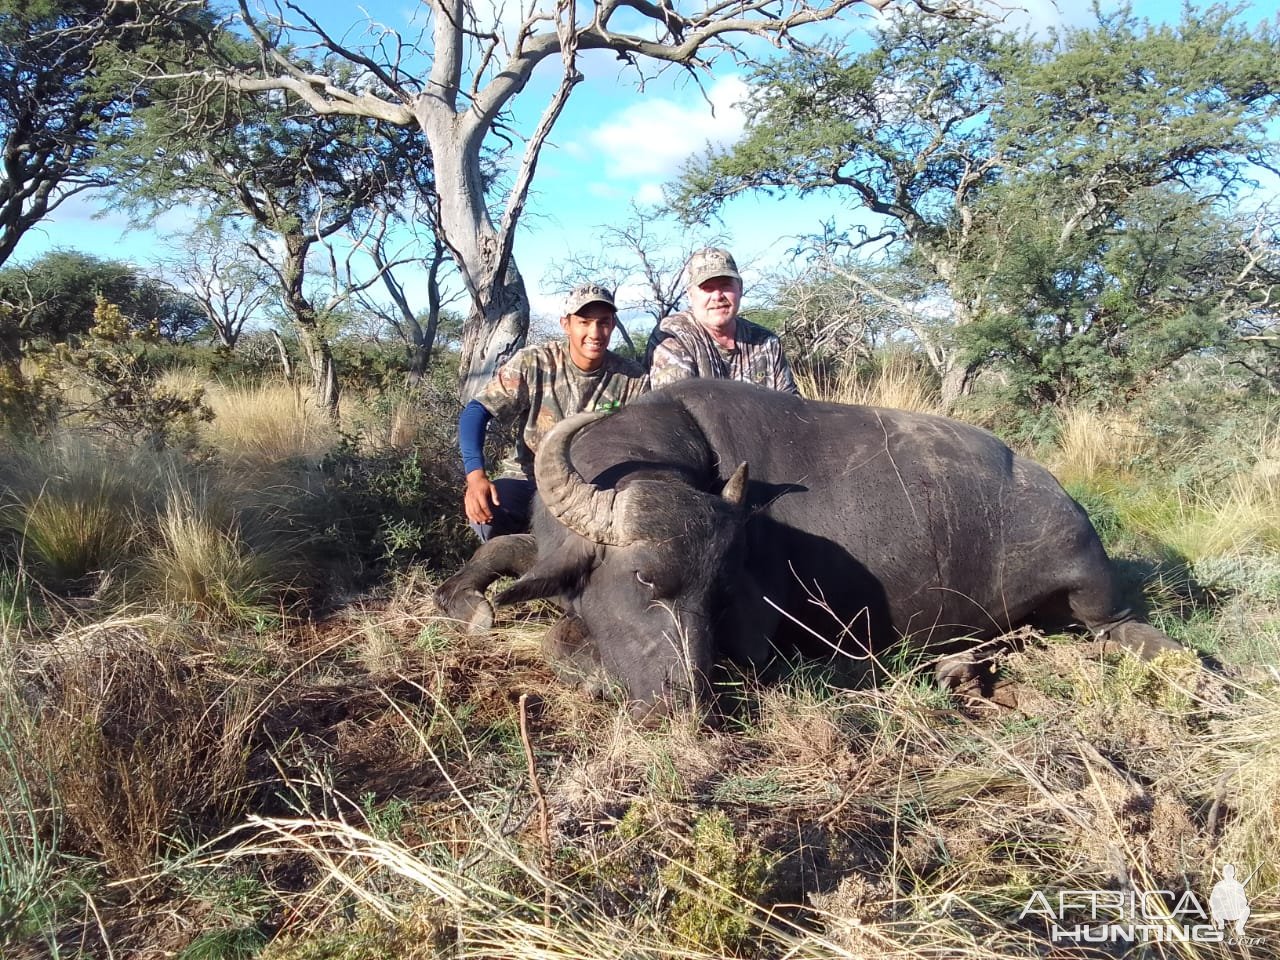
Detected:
left=1, top=0, right=1277, bottom=958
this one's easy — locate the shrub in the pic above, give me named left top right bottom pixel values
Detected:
left=661, top=810, right=772, bottom=957
left=0, top=436, right=146, bottom=591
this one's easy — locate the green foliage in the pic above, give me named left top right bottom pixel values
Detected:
left=0, top=1, right=206, bottom=266
left=661, top=810, right=771, bottom=956
left=325, top=442, right=471, bottom=574
left=53, top=296, right=214, bottom=450
left=0, top=693, right=60, bottom=950
left=0, top=249, right=205, bottom=348
left=960, top=184, right=1244, bottom=406
left=178, top=927, right=267, bottom=960
left=678, top=4, right=1280, bottom=409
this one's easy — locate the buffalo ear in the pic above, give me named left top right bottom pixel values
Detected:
left=720, top=462, right=749, bottom=507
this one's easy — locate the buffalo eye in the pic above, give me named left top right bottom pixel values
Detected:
left=635, top=571, right=656, bottom=592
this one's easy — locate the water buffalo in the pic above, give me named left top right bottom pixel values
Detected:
left=436, top=380, right=1181, bottom=713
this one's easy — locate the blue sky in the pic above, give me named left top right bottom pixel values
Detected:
left=15, top=0, right=1280, bottom=337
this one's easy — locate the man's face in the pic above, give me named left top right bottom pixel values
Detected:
left=687, top=275, right=743, bottom=329
left=561, top=302, right=616, bottom=370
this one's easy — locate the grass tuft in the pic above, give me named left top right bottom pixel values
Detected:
left=798, top=353, right=940, bottom=412
left=145, top=480, right=286, bottom=624
left=0, top=436, right=145, bottom=589
left=204, top=381, right=339, bottom=467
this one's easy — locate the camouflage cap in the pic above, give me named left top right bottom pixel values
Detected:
left=564, top=283, right=616, bottom=315
left=684, top=247, right=742, bottom=288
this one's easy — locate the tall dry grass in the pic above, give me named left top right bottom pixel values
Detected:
left=1049, top=406, right=1280, bottom=563
left=203, top=381, right=339, bottom=467
left=797, top=354, right=940, bottom=413
left=143, top=480, right=287, bottom=622
left=0, top=436, right=150, bottom=588
left=1047, top=406, right=1147, bottom=488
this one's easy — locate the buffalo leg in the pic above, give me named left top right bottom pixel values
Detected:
left=435, top=535, right=538, bottom=633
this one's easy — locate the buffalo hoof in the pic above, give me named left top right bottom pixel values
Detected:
left=935, top=653, right=1006, bottom=703
left=1097, top=621, right=1187, bottom=661
left=434, top=584, right=495, bottom=635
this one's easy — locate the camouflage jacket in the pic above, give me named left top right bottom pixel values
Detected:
left=644, top=311, right=799, bottom=394
left=476, top=340, right=648, bottom=480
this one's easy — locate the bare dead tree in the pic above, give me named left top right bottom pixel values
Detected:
left=348, top=207, right=463, bottom=382
left=549, top=202, right=718, bottom=350
left=159, top=226, right=274, bottom=349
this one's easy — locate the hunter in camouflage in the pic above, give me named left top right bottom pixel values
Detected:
left=457, top=283, right=648, bottom=541
left=645, top=247, right=799, bottom=394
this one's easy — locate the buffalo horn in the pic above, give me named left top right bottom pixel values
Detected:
left=535, top=411, right=636, bottom=546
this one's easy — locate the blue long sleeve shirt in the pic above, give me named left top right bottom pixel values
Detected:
left=459, top=399, right=492, bottom=475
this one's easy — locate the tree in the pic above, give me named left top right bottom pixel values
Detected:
left=0, top=0, right=207, bottom=266
left=0, top=249, right=202, bottom=357
left=759, top=244, right=929, bottom=371
left=159, top=226, right=274, bottom=350
left=676, top=4, right=1280, bottom=408
left=348, top=209, right=462, bottom=381
left=963, top=183, right=1271, bottom=405
left=107, top=40, right=432, bottom=415
left=144, top=0, right=981, bottom=399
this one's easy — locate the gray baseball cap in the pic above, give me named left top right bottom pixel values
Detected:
left=685, top=247, right=741, bottom=288
left=564, top=283, right=616, bottom=315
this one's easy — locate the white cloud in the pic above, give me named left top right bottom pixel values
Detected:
left=588, top=76, right=749, bottom=179
left=587, top=182, right=626, bottom=200
left=633, top=182, right=666, bottom=206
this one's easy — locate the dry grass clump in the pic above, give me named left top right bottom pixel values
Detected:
left=27, top=616, right=261, bottom=878
left=0, top=429, right=332, bottom=621
left=142, top=479, right=304, bottom=623
left=203, top=380, right=339, bottom=467
left=1185, top=679, right=1280, bottom=892
left=1048, top=406, right=1148, bottom=488
left=798, top=354, right=940, bottom=413
left=0, top=436, right=156, bottom=590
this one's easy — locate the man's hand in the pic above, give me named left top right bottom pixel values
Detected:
left=464, top=469, right=500, bottom=525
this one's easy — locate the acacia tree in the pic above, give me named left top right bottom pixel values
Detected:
left=0, top=249, right=203, bottom=349
left=107, top=43, right=431, bottom=414
left=963, top=183, right=1276, bottom=405
left=0, top=0, right=212, bottom=267
left=1, top=0, right=117, bottom=266
left=676, top=5, right=1280, bottom=408
left=150, top=0, right=980, bottom=398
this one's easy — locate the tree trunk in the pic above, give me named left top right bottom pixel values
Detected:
left=270, top=329, right=293, bottom=381
left=297, top=325, right=339, bottom=416
left=939, top=360, right=978, bottom=413
left=417, top=108, right=530, bottom=400
left=281, top=235, right=340, bottom=418
left=458, top=258, right=529, bottom=401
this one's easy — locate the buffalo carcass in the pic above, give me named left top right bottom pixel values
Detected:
left=436, top=380, right=1182, bottom=713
